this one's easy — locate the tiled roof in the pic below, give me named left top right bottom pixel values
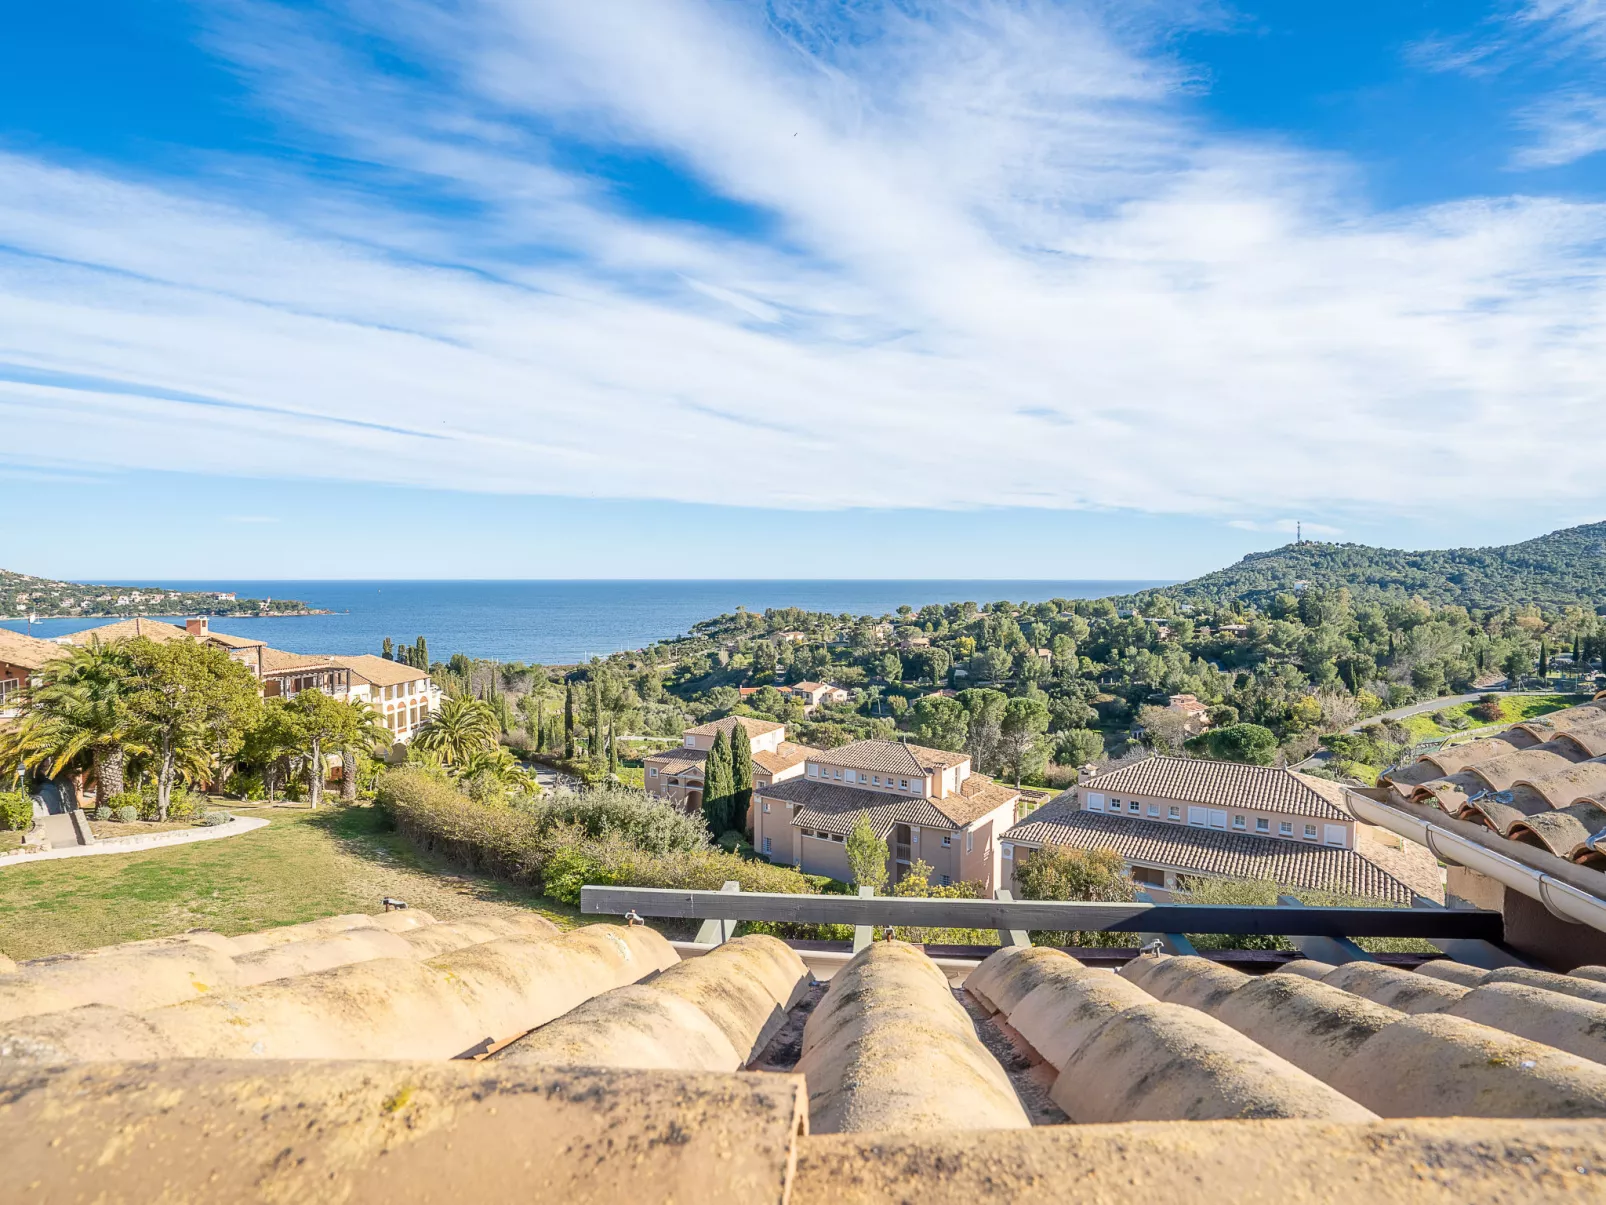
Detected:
left=0, top=627, right=68, bottom=670
left=1003, top=802, right=1422, bottom=904
left=1080, top=755, right=1350, bottom=821
left=686, top=716, right=785, bottom=738
left=649, top=749, right=709, bottom=777
left=63, top=617, right=189, bottom=645
left=331, top=654, right=430, bottom=687
left=1376, top=700, right=1606, bottom=867
left=260, top=648, right=347, bottom=674
left=754, top=742, right=815, bottom=774
left=6, top=904, right=1606, bottom=1196
left=812, top=739, right=969, bottom=777
left=200, top=630, right=267, bottom=650
left=758, top=774, right=1015, bottom=835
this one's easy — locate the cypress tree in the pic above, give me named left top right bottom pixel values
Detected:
left=536, top=698, right=546, bottom=752
left=382, top=637, right=393, bottom=661
left=703, top=729, right=733, bottom=837
left=416, top=636, right=428, bottom=669
left=1540, top=639, right=1550, bottom=680
left=729, top=720, right=754, bottom=837
left=607, top=718, right=619, bottom=777
left=564, top=685, right=575, bottom=760
left=589, top=677, right=604, bottom=771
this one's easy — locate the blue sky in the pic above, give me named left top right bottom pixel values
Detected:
left=5, top=1, right=1606, bottom=580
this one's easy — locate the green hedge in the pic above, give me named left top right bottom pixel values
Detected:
left=376, top=768, right=815, bottom=906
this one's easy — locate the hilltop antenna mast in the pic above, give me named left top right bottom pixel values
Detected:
left=1297, top=521, right=1302, bottom=544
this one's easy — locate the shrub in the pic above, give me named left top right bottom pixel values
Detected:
left=377, top=768, right=813, bottom=903
left=1014, top=845, right=1137, bottom=947
left=113, top=805, right=139, bottom=823
left=0, top=791, right=33, bottom=831
left=225, top=771, right=267, bottom=800
left=1471, top=696, right=1505, bottom=723
left=1184, top=722, right=1279, bottom=765
left=106, top=791, right=141, bottom=814
left=92, top=806, right=112, bottom=821
left=198, top=810, right=232, bottom=827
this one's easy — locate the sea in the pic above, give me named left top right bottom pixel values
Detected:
left=0, top=580, right=1166, bottom=665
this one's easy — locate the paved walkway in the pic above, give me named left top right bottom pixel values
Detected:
left=0, top=815, right=268, bottom=869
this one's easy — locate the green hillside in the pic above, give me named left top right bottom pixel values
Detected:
left=0, top=569, right=309, bottom=619
left=1133, top=522, right=1606, bottom=610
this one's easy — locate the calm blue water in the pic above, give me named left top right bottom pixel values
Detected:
left=0, top=580, right=1165, bottom=664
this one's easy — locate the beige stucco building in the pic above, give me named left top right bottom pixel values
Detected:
left=1001, top=755, right=1442, bottom=903
left=753, top=740, right=1020, bottom=891
left=645, top=716, right=814, bottom=814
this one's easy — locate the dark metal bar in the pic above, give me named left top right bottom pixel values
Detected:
left=580, top=886, right=1504, bottom=940
left=1276, top=894, right=1373, bottom=965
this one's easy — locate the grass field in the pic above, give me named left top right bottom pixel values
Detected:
left=0, top=803, right=578, bottom=961
left=1397, top=693, right=1583, bottom=743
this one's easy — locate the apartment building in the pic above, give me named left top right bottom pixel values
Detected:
left=752, top=739, right=1020, bottom=891
left=62, top=618, right=440, bottom=745
left=1000, top=755, right=1441, bottom=903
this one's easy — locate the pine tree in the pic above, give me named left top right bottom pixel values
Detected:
left=564, top=684, right=575, bottom=760
left=703, top=729, right=733, bottom=837
left=382, top=637, right=394, bottom=661
left=729, top=720, right=754, bottom=837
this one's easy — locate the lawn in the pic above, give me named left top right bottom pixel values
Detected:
left=0, top=803, right=579, bottom=961
left=1397, top=693, right=1584, bottom=743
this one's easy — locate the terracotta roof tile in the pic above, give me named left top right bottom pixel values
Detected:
left=1003, top=803, right=1420, bottom=904
left=812, top=739, right=969, bottom=777
left=686, top=716, right=785, bottom=738
left=1079, top=755, right=1351, bottom=821
left=0, top=628, right=68, bottom=671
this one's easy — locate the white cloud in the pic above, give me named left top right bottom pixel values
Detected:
left=4, top=0, right=1606, bottom=524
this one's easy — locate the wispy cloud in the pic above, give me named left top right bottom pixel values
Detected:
left=4, top=0, right=1606, bottom=525
left=1228, top=519, right=1344, bottom=537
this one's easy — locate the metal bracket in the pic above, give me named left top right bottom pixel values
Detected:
left=693, top=880, right=741, bottom=946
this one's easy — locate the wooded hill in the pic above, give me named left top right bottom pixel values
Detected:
left=0, top=569, right=307, bottom=619
left=1129, top=522, right=1606, bottom=611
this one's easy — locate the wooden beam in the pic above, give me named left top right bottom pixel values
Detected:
left=580, top=887, right=1504, bottom=940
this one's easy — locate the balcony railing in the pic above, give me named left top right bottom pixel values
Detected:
left=581, top=883, right=1513, bottom=965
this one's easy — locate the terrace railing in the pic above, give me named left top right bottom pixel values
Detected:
left=580, top=883, right=1513, bottom=965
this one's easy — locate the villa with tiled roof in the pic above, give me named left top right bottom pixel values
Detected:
left=754, top=739, right=1019, bottom=890
left=1001, top=755, right=1442, bottom=903
left=646, top=717, right=816, bottom=814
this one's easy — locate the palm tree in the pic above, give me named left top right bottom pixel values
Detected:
left=412, top=695, right=499, bottom=767
left=457, top=745, right=535, bottom=793
left=3, top=640, right=144, bottom=800
left=340, top=699, right=391, bottom=802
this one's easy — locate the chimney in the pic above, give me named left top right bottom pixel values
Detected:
left=186, top=617, right=209, bottom=635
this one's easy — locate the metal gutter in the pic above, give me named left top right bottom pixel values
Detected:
left=1339, top=786, right=1606, bottom=933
